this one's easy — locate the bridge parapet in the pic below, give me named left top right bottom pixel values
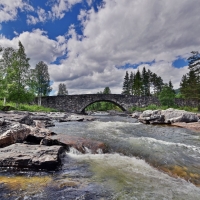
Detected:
left=38, top=94, right=160, bottom=113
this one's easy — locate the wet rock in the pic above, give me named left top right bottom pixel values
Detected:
left=40, top=134, right=108, bottom=154
left=0, top=124, right=31, bottom=148
left=59, top=114, right=95, bottom=122
left=0, top=118, right=5, bottom=126
left=0, top=143, right=65, bottom=170
left=0, top=112, right=34, bottom=125
left=138, top=108, right=199, bottom=124
left=131, top=112, right=142, bottom=119
left=19, top=115, right=34, bottom=125
left=24, top=123, right=56, bottom=144
left=171, top=122, right=200, bottom=132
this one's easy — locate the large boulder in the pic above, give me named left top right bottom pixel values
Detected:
left=0, top=124, right=31, bottom=148
left=161, top=108, right=199, bottom=123
left=40, top=134, right=108, bottom=154
left=138, top=108, right=199, bottom=124
left=0, top=143, right=65, bottom=170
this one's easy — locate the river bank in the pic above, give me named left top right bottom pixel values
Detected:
left=0, top=110, right=200, bottom=199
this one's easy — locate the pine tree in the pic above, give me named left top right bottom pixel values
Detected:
left=122, top=71, right=130, bottom=95
left=180, top=51, right=200, bottom=107
left=129, top=72, right=134, bottom=95
left=168, top=80, right=175, bottom=94
left=142, top=67, right=151, bottom=96
left=57, top=83, right=68, bottom=96
left=133, top=70, right=143, bottom=96
left=150, top=73, right=164, bottom=96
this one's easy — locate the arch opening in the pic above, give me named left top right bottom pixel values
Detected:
left=81, top=100, right=126, bottom=113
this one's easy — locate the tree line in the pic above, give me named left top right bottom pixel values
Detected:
left=0, top=41, right=68, bottom=108
left=180, top=51, right=200, bottom=101
left=121, top=67, right=176, bottom=106
left=121, top=51, right=200, bottom=109
left=122, top=67, right=165, bottom=96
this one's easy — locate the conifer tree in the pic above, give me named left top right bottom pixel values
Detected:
left=142, top=67, right=151, bottom=96
left=133, top=70, right=143, bottom=96
left=180, top=51, right=200, bottom=106
left=129, top=72, right=134, bottom=95
left=122, top=71, right=130, bottom=95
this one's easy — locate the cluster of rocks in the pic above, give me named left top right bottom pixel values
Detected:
left=0, top=111, right=106, bottom=171
left=132, top=108, right=200, bottom=132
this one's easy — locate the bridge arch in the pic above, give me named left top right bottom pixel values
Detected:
left=39, top=94, right=160, bottom=113
left=80, top=99, right=126, bottom=113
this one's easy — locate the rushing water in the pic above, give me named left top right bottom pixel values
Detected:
left=0, top=114, right=200, bottom=199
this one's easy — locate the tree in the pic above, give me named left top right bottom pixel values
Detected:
left=0, top=47, right=16, bottom=105
left=168, top=80, right=175, bottom=94
left=57, top=83, right=68, bottom=96
left=133, top=70, right=143, bottom=96
left=122, top=71, right=130, bottom=95
left=129, top=72, right=134, bottom=95
left=7, top=41, right=34, bottom=107
left=34, top=61, right=52, bottom=105
left=159, top=84, right=176, bottom=107
left=180, top=51, right=200, bottom=111
left=150, top=73, right=164, bottom=96
left=103, top=86, right=111, bottom=94
left=188, top=51, right=200, bottom=74
left=142, top=67, right=151, bottom=96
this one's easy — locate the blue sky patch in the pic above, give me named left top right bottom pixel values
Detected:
left=172, top=57, right=188, bottom=68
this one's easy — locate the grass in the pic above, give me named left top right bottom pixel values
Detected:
left=129, top=104, right=199, bottom=113
left=0, top=101, right=57, bottom=112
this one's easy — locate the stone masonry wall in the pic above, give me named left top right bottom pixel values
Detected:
left=36, top=95, right=199, bottom=113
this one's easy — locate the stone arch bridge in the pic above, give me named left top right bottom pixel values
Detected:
left=39, top=94, right=160, bottom=113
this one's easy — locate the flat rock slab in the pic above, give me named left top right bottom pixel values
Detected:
left=41, top=134, right=108, bottom=154
left=0, top=124, right=31, bottom=148
left=0, top=143, right=65, bottom=171
left=171, top=122, right=200, bottom=133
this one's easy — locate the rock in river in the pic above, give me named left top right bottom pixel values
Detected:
left=0, top=124, right=31, bottom=148
left=138, top=108, right=199, bottom=124
left=41, top=134, right=108, bottom=154
left=0, top=143, right=65, bottom=170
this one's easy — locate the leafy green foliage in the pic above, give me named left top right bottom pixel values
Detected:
left=0, top=100, right=57, bottom=112
left=34, top=61, right=52, bottom=96
left=0, top=42, right=53, bottom=109
left=85, top=87, right=122, bottom=111
left=57, top=83, right=68, bottom=95
left=159, top=84, right=176, bottom=107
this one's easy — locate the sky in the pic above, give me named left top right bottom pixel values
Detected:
left=0, top=0, right=199, bottom=95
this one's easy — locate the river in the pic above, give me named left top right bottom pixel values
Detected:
left=0, top=114, right=200, bottom=199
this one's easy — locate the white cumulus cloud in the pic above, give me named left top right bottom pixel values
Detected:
left=49, top=0, right=200, bottom=94
left=0, top=0, right=33, bottom=23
